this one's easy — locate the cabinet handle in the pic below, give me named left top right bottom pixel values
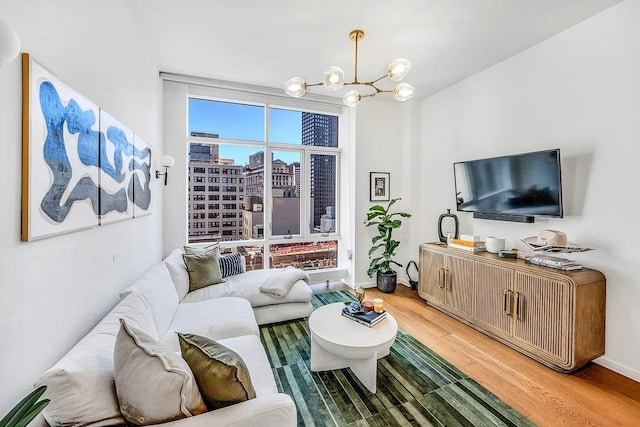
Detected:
left=503, top=290, right=510, bottom=315
left=444, top=269, right=450, bottom=290
left=437, top=268, right=444, bottom=289
left=513, top=292, right=520, bottom=320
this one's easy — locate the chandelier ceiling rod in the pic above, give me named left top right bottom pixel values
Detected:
left=284, top=29, right=415, bottom=107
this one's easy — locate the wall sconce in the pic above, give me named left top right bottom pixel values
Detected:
left=155, top=155, right=175, bottom=186
left=0, top=18, right=20, bottom=66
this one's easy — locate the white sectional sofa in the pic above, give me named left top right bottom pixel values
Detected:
left=163, top=249, right=313, bottom=325
left=36, top=250, right=313, bottom=427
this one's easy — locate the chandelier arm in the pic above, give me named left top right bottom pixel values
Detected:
left=373, top=88, right=396, bottom=94
left=369, top=74, right=389, bottom=85
left=353, top=31, right=360, bottom=84
left=305, top=82, right=323, bottom=88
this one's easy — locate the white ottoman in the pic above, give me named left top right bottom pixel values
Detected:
left=308, top=302, right=398, bottom=393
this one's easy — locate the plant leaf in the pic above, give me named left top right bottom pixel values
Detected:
left=1, top=386, right=48, bottom=427
left=368, top=245, right=384, bottom=257
left=12, top=400, right=50, bottom=427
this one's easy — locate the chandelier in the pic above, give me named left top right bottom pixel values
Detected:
left=284, top=29, right=415, bottom=107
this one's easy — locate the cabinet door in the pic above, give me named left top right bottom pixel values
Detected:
left=418, top=247, right=445, bottom=304
left=511, top=272, right=570, bottom=364
left=474, top=262, right=513, bottom=335
left=444, top=254, right=475, bottom=317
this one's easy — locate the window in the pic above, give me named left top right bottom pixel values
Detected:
left=187, top=98, right=340, bottom=271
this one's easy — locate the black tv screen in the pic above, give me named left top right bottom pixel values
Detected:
left=454, top=149, right=563, bottom=218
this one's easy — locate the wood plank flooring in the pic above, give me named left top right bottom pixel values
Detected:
left=311, top=282, right=640, bottom=426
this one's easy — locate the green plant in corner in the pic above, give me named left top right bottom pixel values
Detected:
left=0, top=386, right=49, bottom=427
left=365, top=198, right=411, bottom=292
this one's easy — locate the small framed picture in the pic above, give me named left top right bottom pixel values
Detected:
left=370, top=172, right=390, bottom=201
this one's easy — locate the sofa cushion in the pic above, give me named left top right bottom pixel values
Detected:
left=216, top=335, right=278, bottom=398
left=159, top=297, right=259, bottom=353
left=182, top=246, right=224, bottom=292
left=163, top=249, right=190, bottom=300
left=114, top=320, right=206, bottom=425
left=36, top=292, right=157, bottom=427
left=120, top=262, right=178, bottom=338
left=181, top=268, right=313, bottom=308
left=178, top=333, right=256, bottom=409
left=219, top=253, right=245, bottom=278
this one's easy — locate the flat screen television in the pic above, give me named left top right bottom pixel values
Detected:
left=453, top=149, right=563, bottom=221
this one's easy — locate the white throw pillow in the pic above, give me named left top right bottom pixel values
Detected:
left=36, top=293, right=156, bottom=427
left=120, top=262, right=178, bottom=338
left=163, top=248, right=190, bottom=300
left=114, top=319, right=206, bottom=425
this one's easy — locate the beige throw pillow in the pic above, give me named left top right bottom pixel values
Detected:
left=182, top=245, right=224, bottom=292
left=178, top=333, right=256, bottom=409
left=114, top=319, right=206, bottom=425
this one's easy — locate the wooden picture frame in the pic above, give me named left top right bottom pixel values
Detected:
left=370, top=172, right=390, bottom=201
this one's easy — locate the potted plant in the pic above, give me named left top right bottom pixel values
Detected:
left=364, top=198, right=411, bottom=293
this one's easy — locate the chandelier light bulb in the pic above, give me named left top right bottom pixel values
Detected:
left=394, top=83, right=415, bottom=102
left=387, top=58, right=411, bottom=82
left=323, top=66, right=345, bottom=90
left=284, top=76, right=307, bottom=98
left=343, top=90, right=361, bottom=107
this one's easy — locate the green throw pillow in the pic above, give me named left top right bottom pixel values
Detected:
left=177, top=333, right=256, bottom=409
left=183, top=243, right=219, bottom=255
left=182, top=246, right=224, bottom=292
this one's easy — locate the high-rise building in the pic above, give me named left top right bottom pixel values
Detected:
left=243, top=151, right=300, bottom=238
left=187, top=142, right=244, bottom=242
left=301, top=112, right=338, bottom=231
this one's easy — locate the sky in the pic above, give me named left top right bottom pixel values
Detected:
left=188, top=98, right=302, bottom=164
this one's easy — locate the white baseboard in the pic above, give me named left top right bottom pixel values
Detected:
left=594, top=357, right=640, bottom=382
left=351, top=278, right=414, bottom=289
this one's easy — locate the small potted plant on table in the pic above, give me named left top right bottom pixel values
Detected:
left=364, top=198, right=411, bottom=293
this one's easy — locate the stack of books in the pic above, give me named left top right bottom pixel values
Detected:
left=448, top=234, right=486, bottom=252
left=525, top=254, right=583, bottom=271
left=341, top=306, right=387, bottom=327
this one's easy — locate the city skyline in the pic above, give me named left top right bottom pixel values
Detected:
left=189, top=98, right=304, bottom=164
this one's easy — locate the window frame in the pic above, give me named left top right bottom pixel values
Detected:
left=185, top=94, right=343, bottom=269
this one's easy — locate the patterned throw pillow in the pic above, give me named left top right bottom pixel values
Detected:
left=218, top=253, right=245, bottom=278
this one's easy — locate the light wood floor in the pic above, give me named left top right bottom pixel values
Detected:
left=310, top=282, right=640, bottom=426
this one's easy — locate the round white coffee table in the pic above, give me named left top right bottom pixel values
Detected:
left=308, top=302, right=398, bottom=393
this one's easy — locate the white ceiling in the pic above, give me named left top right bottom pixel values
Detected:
left=127, top=0, right=621, bottom=101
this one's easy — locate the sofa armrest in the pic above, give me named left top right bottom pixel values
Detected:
left=153, top=393, right=296, bottom=427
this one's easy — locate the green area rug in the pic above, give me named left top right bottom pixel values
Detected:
left=259, top=290, right=535, bottom=427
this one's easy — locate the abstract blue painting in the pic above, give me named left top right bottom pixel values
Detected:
left=21, top=53, right=153, bottom=241
left=22, top=54, right=100, bottom=241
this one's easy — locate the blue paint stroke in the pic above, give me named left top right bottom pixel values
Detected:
left=128, top=145, right=152, bottom=210
left=39, top=81, right=99, bottom=222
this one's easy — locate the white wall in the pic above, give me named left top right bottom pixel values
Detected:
left=0, top=0, right=162, bottom=413
left=354, top=100, right=417, bottom=287
left=412, top=0, right=640, bottom=380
